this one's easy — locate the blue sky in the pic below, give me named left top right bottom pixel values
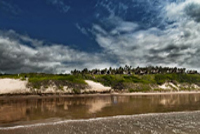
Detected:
left=0, top=0, right=200, bottom=73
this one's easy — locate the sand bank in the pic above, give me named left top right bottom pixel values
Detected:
left=0, top=78, right=200, bottom=96
left=84, top=80, right=111, bottom=92
left=0, top=79, right=29, bottom=94
left=0, top=79, right=111, bottom=95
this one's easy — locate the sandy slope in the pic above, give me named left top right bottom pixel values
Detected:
left=84, top=80, right=111, bottom=92
left=0, top=79, right=29, bottom=94
left=0, top=79, right=111, bottom=94
left=0, top=78, right=199, bottom=95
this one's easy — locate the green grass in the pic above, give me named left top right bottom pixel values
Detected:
left=28, top=74, right=86, bottom=84
left=1, top=73, right=200, bottom=92
left=82, top=74, right=151, bottom=89
left=155, top=74, right=200, bottom=85
left=26, top=74, right=86, bottom=89
left=0, top=74, right=20, bottom=79
left=139, top=75, right=156, bottom=83
left=0, top=73, right=86, bottom=90
left=83, top=73, right=200, bottom=91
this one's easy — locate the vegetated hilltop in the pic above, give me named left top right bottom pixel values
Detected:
left=83, top=73, right=200, bottom=92
left=0, top=73, right=88, bottom=94
left=0, top=66, right=200, bottom=94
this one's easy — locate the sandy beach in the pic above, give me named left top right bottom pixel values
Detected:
left=1, top=111, right=200, bottom=134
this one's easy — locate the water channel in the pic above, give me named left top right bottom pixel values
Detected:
left=1, top=93, right=200, bottom=128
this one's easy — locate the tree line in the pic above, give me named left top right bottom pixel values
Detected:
left=71, top=66, right=198, bottom=75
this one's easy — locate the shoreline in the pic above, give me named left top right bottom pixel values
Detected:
left=1, top=110, right=200, bottom=133
left=1, top=91, right=200, bottom=100
left=1, top=110, right=200, bottom=129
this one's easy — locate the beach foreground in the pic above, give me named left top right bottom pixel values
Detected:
left=1, top=111, right=200, bottom=134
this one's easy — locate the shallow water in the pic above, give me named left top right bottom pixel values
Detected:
left=1, top=111, right=200, bottom=134
left=1, top=94, right=200, bottom=127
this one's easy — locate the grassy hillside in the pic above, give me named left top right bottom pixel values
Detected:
left=27, top=74, right=87, bottom=90
left=0, top=73, right=87, bottom=91
left=154, top=74, right=200, bottom=85
left=82, top=74, right=151, bottom=89
left=1, top=73, right=200, bottom=92
left=82, top=74, right=200, bottom=92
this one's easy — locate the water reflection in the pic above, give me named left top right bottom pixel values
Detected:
left=1, top=94, right=200, bottom=126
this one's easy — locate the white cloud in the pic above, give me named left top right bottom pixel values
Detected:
left=92, top=0, right=200, bottom=71
left=75, top=24, right=88, bottom=36
left=0, top=30, right=114, bottom=74
left=165, top=0, right=200, bottom=22
left=110, top=17, right=138, bottom=35
left=1, top=0, right=200, bottom=73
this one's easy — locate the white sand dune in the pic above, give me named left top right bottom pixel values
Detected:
left=0, top=79, right=29, bottom=94
left=0, top=79, right=111, bottom=94
left=84, top=80, right=111, bottom=92
left=0, top=78, right=199, bottom=95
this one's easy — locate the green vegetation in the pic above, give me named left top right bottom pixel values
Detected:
left=155, top=74, right=200, bottom=85
left=79, top=73, right=200, bottom=92
left=80, top=74, right=155, bottom=92
left=27, top=74, right=86, bottom=84
left=86, top=73, right=200, bottom=87
left=0, top=74, right=21, bottom=79
left=0, top=73, right=87, bottom=90
left=27, top=74, right=87, bottom=90
left=1, top=72, right=200, bottom=92
left=82, top=74, right=150, bottom=89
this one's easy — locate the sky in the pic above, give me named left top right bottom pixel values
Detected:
left=0, top=0, right=200, bottom=73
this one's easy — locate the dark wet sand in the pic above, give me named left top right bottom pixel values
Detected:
left=1, top=111, right=200, bottom=134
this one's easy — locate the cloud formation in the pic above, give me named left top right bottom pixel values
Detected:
left=0, top=30, right=113, bottom=74
left=185, top=2, right=200, bottom=22
left=92, top=0, right=200, bottom=70
left=1, top=0, right=200, bottom=73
